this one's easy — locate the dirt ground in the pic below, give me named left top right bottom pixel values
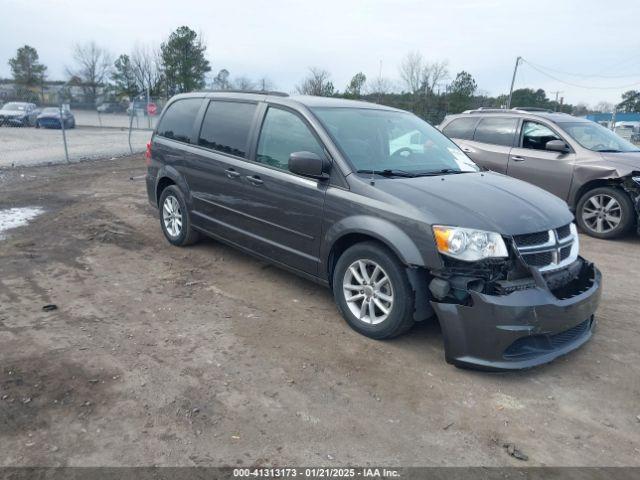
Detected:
left=0, top=155, right=639, bottom=467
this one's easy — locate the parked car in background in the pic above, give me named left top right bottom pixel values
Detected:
left=0, top=102, right=39, bottom=127
left=36, top=107, right=76, bottom=129
left=97, top=102, right=125, bottom=113
left=439, top=109, right=640, bottom=239
left=145, top=92, right=601, bottom=370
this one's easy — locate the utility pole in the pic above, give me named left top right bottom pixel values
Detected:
left=507, top=56, right=522, bottom=109
left=550, top=90, right=563, bottom=111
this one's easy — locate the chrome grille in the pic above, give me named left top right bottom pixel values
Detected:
left=513, top=224, right=578, bottom=272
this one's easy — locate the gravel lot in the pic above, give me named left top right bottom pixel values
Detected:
left=0, top=126, right=151, bottom=168
left=0, top=156, right=639, bottom=467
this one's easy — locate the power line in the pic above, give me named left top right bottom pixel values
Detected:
left=524, top=58, right=640, bottom=79
left=521, top=59, right=640, bottom=90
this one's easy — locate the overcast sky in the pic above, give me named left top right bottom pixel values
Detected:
left=2, top=0, right=639, bottom=106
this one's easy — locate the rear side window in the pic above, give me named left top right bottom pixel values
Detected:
left=473, top=117, right=518, bottom=146
left=198, top=101, right=257, bottom=158
left=256, top=107, right=324, bottom=171
left=442, top=117, right=477, bottom=140
left=156, top=98, right=202, bottom=143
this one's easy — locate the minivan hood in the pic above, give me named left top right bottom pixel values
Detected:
left=372, top=172, right=573, bottom=235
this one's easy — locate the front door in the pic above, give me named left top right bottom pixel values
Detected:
left=507, top=120, right=575, bottom=201
left=237, top=106, right=328, bottom=275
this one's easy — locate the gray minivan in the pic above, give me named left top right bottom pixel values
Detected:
left=146, top=92, right=601, bottom=370
left=439, top=109, right=640, bottom=239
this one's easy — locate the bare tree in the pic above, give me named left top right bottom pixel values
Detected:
left=130, top=44, right=164, bottom=97
left=233, top=76, right=256, bottom=90
left=295, top=67, right=334, bottom=96
left=594, top=101, right=614, bottom=113
left=67, top=41, right=112, bottom=105
left=366, top=76, right=395, bottom=95
left=421, top=60, right=449, bottom=94
left=399, top=51, right=424, bottom=94
left=399, top=52, right=449, bottom=95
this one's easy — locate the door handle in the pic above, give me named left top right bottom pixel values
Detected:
left=225, top=168, right=241, bottom=179
left=246, top=175, right=264, bottom=186
left=511, top=156, right=526, bottom=162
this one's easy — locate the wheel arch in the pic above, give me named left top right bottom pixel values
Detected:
left=324, top=220, right=435, bottom=322
left=154, top=166, right=191, bottom=208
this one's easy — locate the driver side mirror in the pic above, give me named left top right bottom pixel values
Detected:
left=288, top=151, right=331, bottom=179
left=546, top=139, right=569, bottom=153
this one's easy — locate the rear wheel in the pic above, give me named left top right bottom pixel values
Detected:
left=576, top=187, right=635, bottom=239
left=158, top=185, right=200, bottom=246
left=332, top=242, right=414, bottom=339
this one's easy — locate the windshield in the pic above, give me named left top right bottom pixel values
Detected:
left=42, top=108, right=59, bottom=114
left=311, top=107, right=479, bottom=175
left=560, top=121, right=640, bottom=152
left=2, top=103, right=27, bottom=111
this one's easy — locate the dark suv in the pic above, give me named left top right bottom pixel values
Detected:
left=439, top=109, right=640, bottom=239
left=146, top=92, right=601, bottom=370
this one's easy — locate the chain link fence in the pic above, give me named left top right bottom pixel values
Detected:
left=0, top=88, right=166, bottom=168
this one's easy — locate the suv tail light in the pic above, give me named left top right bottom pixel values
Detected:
left=145, top=141, right=152, bottom=165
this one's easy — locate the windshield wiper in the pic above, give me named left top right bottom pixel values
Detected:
left=356, top=169, right=418, bottom=178
left=596, top=149, right=623, bottom=153
left=415, top=168, right=468, bottom=176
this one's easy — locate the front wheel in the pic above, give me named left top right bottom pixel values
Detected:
left=576, top=187, right=635, bottom=239
left=158, top=185, right=200, bottom=246
left=332, top=242, right=415, bottom=339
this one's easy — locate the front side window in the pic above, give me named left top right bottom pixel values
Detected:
left=256, top=108, right=324, bottom=171
left=559, top=121, right=640, bottom=152
left=473, top=117, right=517, bottom=147
left=521, top=121, right=561, bottom=150
left=442, top=117, right=477, bottom=140
left=198, top=101, right=257, bottom=158
left=156, top=98, right=202, bottom=143
left=312, top=107, right=478, bottom=175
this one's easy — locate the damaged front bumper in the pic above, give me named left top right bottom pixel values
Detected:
left=431, top=258, right=601, bottom=370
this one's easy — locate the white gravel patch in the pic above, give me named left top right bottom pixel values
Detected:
left=0, top=207, right=44, bottom=240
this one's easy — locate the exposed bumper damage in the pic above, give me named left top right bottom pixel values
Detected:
left=430, top=256, right=601, bottom=370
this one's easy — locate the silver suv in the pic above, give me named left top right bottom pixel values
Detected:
left=439, top=109, right=640, bottom=239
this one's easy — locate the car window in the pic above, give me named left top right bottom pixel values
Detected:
left=156, top=98, right=202, bottom=144
left=522, top=121, right=561, bottom=150
left=198, top=101, right=257, bottom=158
left=256, top=107, right=324, bottom=171
left=442, top=117, right=477, bottom=140
left=473, top=117, right=518, bottom=146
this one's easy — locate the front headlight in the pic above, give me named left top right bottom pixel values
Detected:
left=432, top=226, right=508, bottom=261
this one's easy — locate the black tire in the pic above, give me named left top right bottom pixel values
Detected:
left=158, top=185, right=200, bottom=246
left=35, top=121, right=40, bottom=129
left=332, top=241, right=415, bottom=339
left=576, top=186, right=635, bottom=239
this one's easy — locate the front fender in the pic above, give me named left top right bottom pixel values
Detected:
left=321, top=215, right=438, bottom=278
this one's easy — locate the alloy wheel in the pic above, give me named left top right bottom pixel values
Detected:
left=342, top=259, right=394, bottom=325
left=581, top=193, right=621, bottom=234
left=162, top=195, right=183, bottom=238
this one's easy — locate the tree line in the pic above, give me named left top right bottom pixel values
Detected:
left=5, top=31, right=640, bottom=122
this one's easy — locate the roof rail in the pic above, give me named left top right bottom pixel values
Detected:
left=511, top=107, right=553, bottom=112
left=205, top=89, right=289, bottom=97
left=462, top=108, right=509, bottom=114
